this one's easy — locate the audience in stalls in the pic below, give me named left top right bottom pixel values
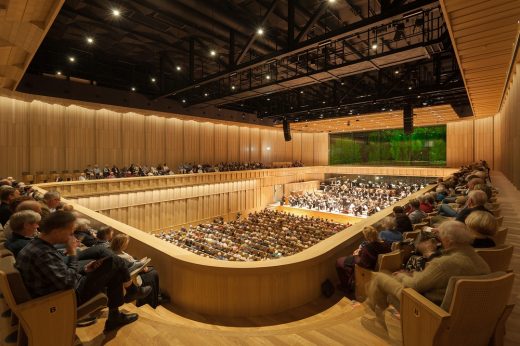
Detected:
left=95, top=226, right=115, bottom=248
left=288, top=176, right=427, bottom=218
left=362, top=220, right=491, bottom=332
left=156, top=209, right=348, bottom=261
left=335, top=226, right=391, bottom=298
left=0, top=187, right=20, bottom=226
left=110, top=234, right=164, bottom=308
left=74, top=218, right=99, bottom=247
left=15, top=211, right=152, bottom=332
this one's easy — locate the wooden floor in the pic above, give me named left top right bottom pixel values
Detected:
left=1, top=170, right=519, bottom=346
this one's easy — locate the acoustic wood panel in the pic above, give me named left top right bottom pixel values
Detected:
left=0, top=95, right=328, bottom=179
left=473, top=116, right=494, bottom=168
left=446, top=119, right=474, bottom=167
left=440, top=0, right=520, bottom=117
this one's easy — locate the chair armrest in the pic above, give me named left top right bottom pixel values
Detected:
left=15, top=289, right=76, bottom=346
left=355, top=265, right=373, bottom=302
left=490, top=303, right=515, bottom=346
left=401, top=288, right=450, bottom=346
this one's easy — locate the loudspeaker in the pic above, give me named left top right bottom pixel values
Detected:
left=283, top=118, right=292, bottom=141
left=403, top=104, right=414, bottom=134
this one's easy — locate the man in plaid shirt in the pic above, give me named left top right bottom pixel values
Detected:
left=16, top=211, right=150, bottom=332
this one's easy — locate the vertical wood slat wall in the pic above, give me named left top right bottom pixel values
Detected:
left=0, top=96, right=329, bottom=179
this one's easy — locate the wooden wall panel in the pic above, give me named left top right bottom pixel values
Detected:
left=199, top=122, right=215, bottom=164
left=227, top=125, right=240, bottom=162
left=0, top=95, right=330, bottom=179
left=183, top=120, right=200, bottom=163
left=239, top=127, right=250, bottom=162
left=473, top=117, right=494, bottom=168
left=493, top=113, right=502, bottom=171
left=313, top=133, right=329, bottom=165
left=446, top=119, right=474, bottom=167
left=497, top=62, right=520, bottom=187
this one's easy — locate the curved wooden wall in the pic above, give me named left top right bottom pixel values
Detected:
left=33, top=167, right=454, bottom=317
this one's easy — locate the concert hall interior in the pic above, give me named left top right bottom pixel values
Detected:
left=0, top=0, right=519, bottom=345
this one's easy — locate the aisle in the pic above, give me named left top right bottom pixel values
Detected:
left=489, top=171, right=520, bottom=346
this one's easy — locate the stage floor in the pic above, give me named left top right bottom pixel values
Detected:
left=276, top=205, right=365, bottom=225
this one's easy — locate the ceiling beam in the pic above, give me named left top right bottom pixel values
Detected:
left=235, top=0, right=278, bottom=65
left=295, top=2, right=328, bottom=43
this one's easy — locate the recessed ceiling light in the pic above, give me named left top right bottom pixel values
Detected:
left=267, top=98, right=270, bottom=101
left=112, top=9, right=121, bottom=17
left=210, top=50, right=216, bottom=56
left=182, top=99, right=186, bottom=103
left=68, top=56, right=75, bottom=62
left=371, top=42, right=378, bottom=50
left=204, top=93, right=208, bottom=97
left=56, top=71, right=62, bottom=75
left=408, top=86, right=412, bottom=90
left=231, top=85, right=236, bottom=90
left=86, top=37, right=94, bottom=44
left=257, top=28, right=264, bottom=35
left=151, top=77, right=156, bottom=83
left=328, top=0, right=336, bottom=3
left=266, top=75, right=271, bottom=80
left=131, top=87, right=136, bottom=91
left=300, top=90, right=303, bottom=94
left=394, top=70, right=399, bottom=74
left=176, top=66, right=181, bottom=71
left=322, top=101, right=326, bottom=104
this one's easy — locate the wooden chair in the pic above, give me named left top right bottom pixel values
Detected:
left=496, top=216, right=504, bottom=227
left=489, top=208, right=501, bottom=218
left=34, top=171, right=47, bottom=184
left=355, top=250, right=402, bottom=302
left=413, top=222, right=428, bottom=231
left=403, top=230, right=420, bottom=241
left=0, top=256, right=108, bottom=346
left=21, top=172, right=33, bottom=185
left=401, top=272, right=514, bottom=346
left=492, top=227, right=508, bottom=246
left=476, top=245, right=514, bottom=272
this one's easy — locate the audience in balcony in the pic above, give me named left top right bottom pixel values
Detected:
left=378, top=216, right=403, bottom=243
left=465, top=210, right=497, bottom=248
left=4, top=210, right=40, bottom=256
left=0, top=187, right=20, bottom=226
left=407, top=199, right=427, bottom=224
left=392, top=206, right=413, bottom=233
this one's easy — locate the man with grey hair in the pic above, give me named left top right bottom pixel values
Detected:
left=362, top=220, right=490, bottom=333
left=5, top=210, right=41, bottom=256
left=42, top=191, right=61, bottom=212
left=455, top=189, right=491, bottom=223
left=2, top=200, right=44, bottom=240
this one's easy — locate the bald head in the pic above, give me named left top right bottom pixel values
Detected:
left=15, top=200, right=43, bottom=214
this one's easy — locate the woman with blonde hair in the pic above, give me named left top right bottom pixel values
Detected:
left=335, top=225, right=391, bottom=297
left=465, top=210, right=497, bottom=248
left=110, top=234, right=163, bottom=308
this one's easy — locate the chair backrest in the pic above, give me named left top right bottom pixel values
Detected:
left=403, top=230, right=420, bottom=241
left=0, top=256, right=32, bottom=309
left=413, top=222, right=428, bottom=231
left=377, top=250, right=402, bottom=272
left=489, top=208, right=501, bottom=217
left=492, top=227, right=508, bottom=246
left=495, top=216, right=504, bottom=227
left=476, top=245, right=514, bottom=272
left=437, top=272, right=514, bottom=346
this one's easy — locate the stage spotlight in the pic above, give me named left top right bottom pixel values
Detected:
left=210, top=50, right=216, bottom=56
left=68, top=56, right=75, bottom=62
left=176, top=66, right=181, bottom=71
left=86, top=37, right=94, bottom=44
left=151, top=77, right=156, bottom=83
left=112, top=9, right=121, bottom=17
left=371, top=42, right=378, bottom=50
left=257, top=28, right=264, bottom=35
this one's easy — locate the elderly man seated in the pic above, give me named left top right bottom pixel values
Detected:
left=362, top=220, right=490, bottom=334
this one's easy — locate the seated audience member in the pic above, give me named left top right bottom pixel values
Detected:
left=408, top=199, right=427, bottom=224
left=393, top=206, right=413, bottom=233
left=419, top=195, right=434, bottom=213
left=0, top=187, right=20, bottom=226
left=455, top=190, right=491, bottom=223
left=378, top=217, right=403, bottom=243
left=15, top=211, right=151, bottom=332
left=74, top=218, right=98, bottom=247
left=111, top=234, right=162, bottom=308
left=2, top=199, right=43, bottom=240
left=465, top=210, right=497, bottom=248
left=363, top=221, right=490, bottom=331
left=42, top=191, right=61, bottom=213
left=5, top=210, right=41, bottom=256
left=95, top=226, right=114, bottom=247
left=335, top=226, right=391, bottom=297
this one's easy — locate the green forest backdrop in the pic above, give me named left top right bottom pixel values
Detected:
left=329, top=125, right=446, bottom=166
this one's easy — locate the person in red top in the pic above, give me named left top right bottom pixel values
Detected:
left=419, top=195, right=434, bottom=213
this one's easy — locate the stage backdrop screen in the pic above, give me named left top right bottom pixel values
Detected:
left=329, top=125, right=446, bottom=166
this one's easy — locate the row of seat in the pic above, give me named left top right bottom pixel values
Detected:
left=20, top=171, right=84, bottom=184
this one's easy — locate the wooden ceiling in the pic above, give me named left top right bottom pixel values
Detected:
left=0, top=0, right=63, bottom=90
left=440, top=0, right=520, bottom=117
left=283, top=104, right=460, bottom=133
